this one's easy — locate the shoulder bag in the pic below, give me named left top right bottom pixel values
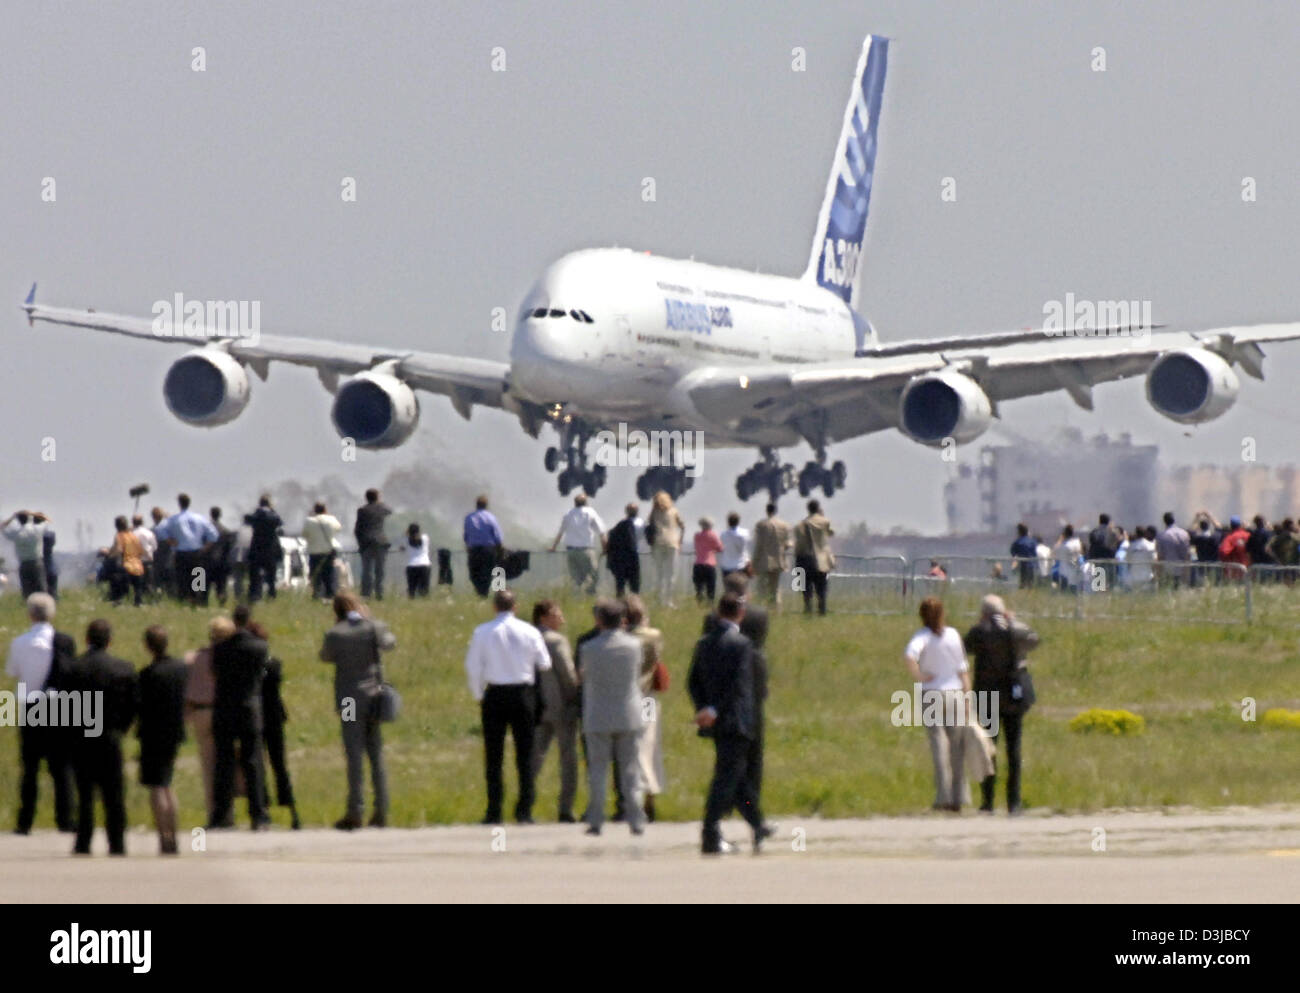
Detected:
left=368, top=622, right=402, bottom=722
left=1002, top=624, right=1035, bottom=716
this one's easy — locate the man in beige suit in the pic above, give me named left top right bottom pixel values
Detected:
left=751, top=503, right=792, bottom=607
left=794, top=499, right=835, bottom=615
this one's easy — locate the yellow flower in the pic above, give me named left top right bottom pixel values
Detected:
left=1068, top=708, right=1145, bottom=735
left=1261, top=708, right=1300, bottom=729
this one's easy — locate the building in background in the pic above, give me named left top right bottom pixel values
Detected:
left=945, top=429, right=1158, bottom=536
left=1160, top=464, right=1300, bottom=523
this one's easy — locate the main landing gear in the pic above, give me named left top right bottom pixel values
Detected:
left=735, top=449, right=795, bottom=502
left=635, top=465, right=695, bottom=502
left=797, top=458, right=847, bottom=499
left=734, top=447, right=846, bottom=501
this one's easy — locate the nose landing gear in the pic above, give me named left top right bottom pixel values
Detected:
left=543, top=423, right=607, bottom=497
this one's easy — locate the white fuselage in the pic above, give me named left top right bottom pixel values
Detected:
left=509, top=248, right=864, bottom=445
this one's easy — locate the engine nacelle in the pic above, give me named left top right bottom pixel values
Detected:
left=1145, top=348, right=1239, bottom=424
left=163, top=348, right=251, bottom=426
left=331, top=371, right=420, bottom=449
left=899, top=370, right=993, bottom=446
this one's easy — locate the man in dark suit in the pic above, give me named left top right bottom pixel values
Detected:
left=65, top=619, right=137, bottom=855
left=688, top=591, right=769, bottom=854
left=210, top=612, right=270, bottom=829
left=606, top=503, right=642, bottom=596
left=36, top=515, right=58, bottom=599
left=354, top=488, right=393, bottom=599
left=207, top=506, right=237, bottom=604
left=244, top=495, right=284, bottom=602
left=738, top=607, right=772, bottom=843
left=243, top=612, right=300, bottom=831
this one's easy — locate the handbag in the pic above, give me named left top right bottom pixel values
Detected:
left=1001, top=624, right=1035, bottom=715
left=368, top=622, right=402, bottom=723
left=1010, top=665, right=1036, bottom=714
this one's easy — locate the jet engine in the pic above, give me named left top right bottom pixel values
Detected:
left=899, top=370, right=993, bottom=445
left=162, top=348, right=251, bottom=426
left=1145, top=348, right=1239, bottom=424
left=330, top=371, right=420, bottom=448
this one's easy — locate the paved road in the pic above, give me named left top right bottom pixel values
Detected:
left=4, top=806, right=1299, bottom=902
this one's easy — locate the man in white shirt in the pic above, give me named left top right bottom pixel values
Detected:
left=6, top=593, right=75, bottom=833
left=718, top=512, right=751, bottom=579
left=132, top=515, right=158, bottom=598
left=1126, top=525, right=1158, bottom=590
left=1054, top=525, right=1084, bottom=591
left=2, top=511, right=49, bottom=597
left=465, top=589, right=552, bottom=824
left=1034, top=536, right=1052, bottom=583
left=549, top=493, right=607, bottom=595
left=303, top=502, right=343, bottom=599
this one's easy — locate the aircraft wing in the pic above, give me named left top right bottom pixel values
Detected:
left=20, top=287, right=510, bottom=418
left=684, top=322, right=1300, bottom=444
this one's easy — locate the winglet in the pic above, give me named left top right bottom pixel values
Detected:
left=21, top=283, right=37, bottom=326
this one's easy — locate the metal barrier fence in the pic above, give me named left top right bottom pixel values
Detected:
left=882, top=555, right=1282, bottom=626
left=63, top=541, right=1294, bottom=626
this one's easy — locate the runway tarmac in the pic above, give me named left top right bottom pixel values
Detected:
left=5, top=806, right=1298, bottom=902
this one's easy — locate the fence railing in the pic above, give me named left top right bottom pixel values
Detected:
left=40, top=541, right=1300, bottom=625
left=887, top=554, right=1280, bottom=626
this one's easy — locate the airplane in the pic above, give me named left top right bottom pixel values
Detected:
left=21, top=33, right=1300, bottom=504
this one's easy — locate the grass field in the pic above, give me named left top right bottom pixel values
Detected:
left=1, top=584, right=1298, bottom=832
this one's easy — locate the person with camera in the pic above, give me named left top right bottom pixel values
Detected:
left=964, top=594, right=1040, bottom=815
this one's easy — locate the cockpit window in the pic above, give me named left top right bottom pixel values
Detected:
left=569, top=310, right=583, bottom=321
left=548, top=308, right=566, bottom=318
left=578, top=310, right=594, bottom=324
left=531, top=307, right=548, bottom=318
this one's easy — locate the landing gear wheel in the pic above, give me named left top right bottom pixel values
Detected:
left=831, top=460, right=847, bottom=488
left=636, top=474, right=654, bottom=500
left=544, top=447, right=560, bottom=473
left=821, top=475, right=836, bottom=498
left=557, top=467, right=576, bottom=496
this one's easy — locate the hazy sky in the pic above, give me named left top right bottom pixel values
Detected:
left=4, top=0, right=1300, bottom=548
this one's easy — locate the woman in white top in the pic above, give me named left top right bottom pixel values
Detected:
left=903, top=597, right=972, bottom=811
left=404, top=522, right=432, bottom=598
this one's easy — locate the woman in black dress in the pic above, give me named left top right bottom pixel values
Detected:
left=137, top=625, right=188, bottom=854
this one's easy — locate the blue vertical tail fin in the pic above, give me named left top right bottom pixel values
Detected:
left=803, top=34, right=889, bottom=309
